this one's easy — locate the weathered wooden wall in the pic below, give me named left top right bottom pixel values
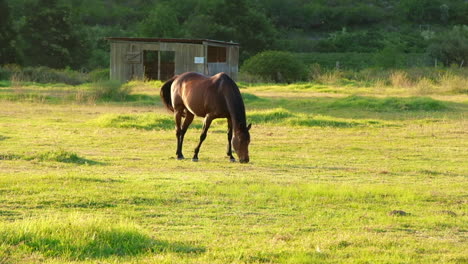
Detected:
left=109, top=39, right=239, bottom=82
left=207, top=48, right=238, bottom=79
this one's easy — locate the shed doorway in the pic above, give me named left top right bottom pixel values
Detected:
left=143, top=50, right=175, bottom=80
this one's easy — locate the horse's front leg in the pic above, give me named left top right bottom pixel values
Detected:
left=192, top=114, right=214, bottom=162
left=226, top=118, right=235, bottom=162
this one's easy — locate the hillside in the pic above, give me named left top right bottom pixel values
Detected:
left=1, top=0, right=468, bottom=69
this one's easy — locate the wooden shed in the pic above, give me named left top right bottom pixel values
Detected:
left=107, top=37, right=239, bottom=82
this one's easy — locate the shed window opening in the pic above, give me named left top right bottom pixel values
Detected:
left=143, top=50, right=175, bottom=81
left=208, top=46, right=227, bottom=63
left=143, top=50, right=158, bottom=80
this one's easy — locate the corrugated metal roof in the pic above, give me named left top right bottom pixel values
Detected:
left=106, top=37, right=239, bottom=46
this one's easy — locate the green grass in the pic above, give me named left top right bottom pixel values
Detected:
left=0, top=80, right=466, bottom=263
left=0, top=80, right=10, bottom=87
left=89, top=113, right=176, bottom=130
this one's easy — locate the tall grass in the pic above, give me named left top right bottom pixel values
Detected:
left=2, top=65, right=89, bottom=85
left=76, top=81, right=131, bottom=103
left=439, top=72, right=468, bottom=94
left=389, top=71, right=412, bottom=88
left=241, top=66, right=468, bottom=94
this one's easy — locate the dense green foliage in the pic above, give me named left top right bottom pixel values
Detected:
left=428, top=25, right=468, bottom=66
left=18, top=0, right=90, bottom=69
left=1, top=0, right=467, bottom=70
left=242, top=51, right=307, bottom=82
left=0, top=0, right=17, bottom=64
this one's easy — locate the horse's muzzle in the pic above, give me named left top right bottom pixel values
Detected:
left=239, top=158, right=249, bottom=164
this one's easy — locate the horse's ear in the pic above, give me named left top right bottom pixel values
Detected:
left=247, top=123, right=252, bottom=130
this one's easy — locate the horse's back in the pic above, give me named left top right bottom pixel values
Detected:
left=172, top=72, right=229, bottom=118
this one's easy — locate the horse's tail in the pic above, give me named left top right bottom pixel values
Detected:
left=160, top=76, right=177, bottom=112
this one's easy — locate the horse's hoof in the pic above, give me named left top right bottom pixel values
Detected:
left=230, top=158, right=236, bottom=162
left=177, top=156, right=185, bottom=160
left=192, top=158, right=199, bottom=162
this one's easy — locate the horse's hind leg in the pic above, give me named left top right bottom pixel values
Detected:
left=175, top=110, right=194, bottom=160
left=192, top=114, right=214, bottom=162
left=226, top=118, right=235, bottom=162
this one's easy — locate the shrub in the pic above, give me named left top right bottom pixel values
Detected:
left=89, top=80, right=130, bottom=101
left=0, top=67, right=11, bottom=80
left=3, top=66, right=89, bottom=85
left=241, top=51, right=307, bottom=83
left=89, top=68, right=110, bottom=82
left=297, top=52, right=430, bottom=70
left=0, top=64, right=21, bottom=81
left=373, top=45, right=406, bottom=69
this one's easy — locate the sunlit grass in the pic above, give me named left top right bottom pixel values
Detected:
left=89, top=113, right=176, bottom=130
left=0, top=77, right=466, bottom=263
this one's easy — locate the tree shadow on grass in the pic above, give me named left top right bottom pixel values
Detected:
left=48, top=155, right=105, bottom=166
left=246, top=94, right=466, bottom=121
left=247, top=108, right=390, bottom=128
left=77, top=234, right=205, bottom=259
left=2, top=225, right=205, bottom=261
left=0, top=151, right=105, bottom=165
left=91, top=113, right=203, bottom=130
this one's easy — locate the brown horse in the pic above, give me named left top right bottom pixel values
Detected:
left=160, top=72, right=251, bottom=163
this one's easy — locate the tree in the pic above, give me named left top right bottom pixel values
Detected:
left=0, top=0, right=18, bottom=64
left=428, top=25, right=468, bottom=67
left=138, top=3, right=181, bottom=38
left=19, top=0, right=90, bottom=69
left=164, top=0, right=277, bottom=60
left=398, top=0, right=443, bottom=24
left=210, top=0, right=277, bottom=60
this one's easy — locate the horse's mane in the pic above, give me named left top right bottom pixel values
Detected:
left=219, top=74, right=247, bottom=129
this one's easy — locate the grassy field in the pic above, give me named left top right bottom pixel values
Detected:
left=0, top=78, right=467, bottom=263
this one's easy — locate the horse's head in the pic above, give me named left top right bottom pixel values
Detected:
left=232, top=123, right=251, bottom=163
